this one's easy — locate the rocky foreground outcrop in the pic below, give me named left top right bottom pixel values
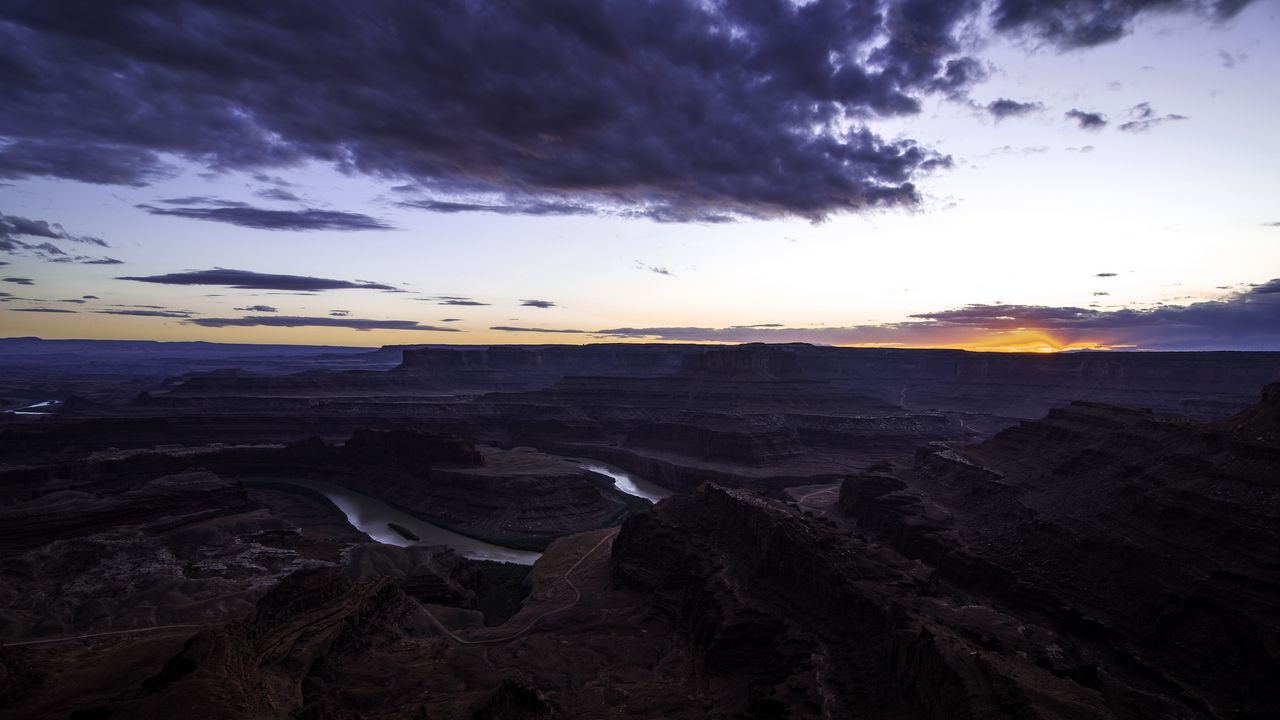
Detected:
left=838, top=383, right=1280, bottom=718
left=612, top=485, right=1121, bottom=719
left=0, top=472, right=367, bottom=643
left=62, top=566, right=437, bottom=720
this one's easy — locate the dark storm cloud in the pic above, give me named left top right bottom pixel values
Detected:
left=1095, top=272, right=1118, bottom=277
left=96, top=309, right=193, bottom=318
left=520, top=299, right=557, bottom=309
left=234, top=305, right=278, bottom=313
left=116, top=269, right=395, bottom=291
left=187, top=316, right=463, bottom=332
left=136, top=203, right=392, bottom=231
left=59, top=298, right=86, bottom=304
left=440, top=318, right=461, bottom=322
left=989, top=0, right=1249, bottom=48
left=0, top=1, right=1248, bottom=221
left=81, top=257, right=124, bottom=265
left=10, top=306, right=75, bottom=313
left=82, top=294, right=98, bottom=299
left=0, top=141, right=168, bottom=186
left=437, top=299, right=490, bottom=307
left=3, top=277, right=34, bottom=285
left=1118, top=102, right=1188, bottom=132
left=1065, top=109, right=1108, bottom=130
left=985, top=98, right=1043, bottom=120
left=490, top=326, right=588, bottom=334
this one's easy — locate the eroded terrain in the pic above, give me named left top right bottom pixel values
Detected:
left=1, top=341, right=1278, bottom=718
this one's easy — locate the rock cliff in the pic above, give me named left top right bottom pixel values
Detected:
left=612, top=484, right=1124, bottom=718
left=838, top=383, right=1280, bottom=717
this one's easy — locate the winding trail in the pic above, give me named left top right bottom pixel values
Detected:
left=5, top=624, right=200, bottom=648
left=426, top=528, right=618, bottom=646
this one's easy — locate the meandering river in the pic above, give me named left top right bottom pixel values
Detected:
left=272, top=459, right=672, bottom=566
left=579, top=461, right=675, bottom=504
left=269, top=478, right=543, bottom=565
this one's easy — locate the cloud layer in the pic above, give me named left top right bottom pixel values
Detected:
left=0, top=1, right=1251, bottom=220
left=187, top=315, right=462, bottom=332
left=1, top=212, right=119, bottom=264
left=138, top=202, right=391, bottom=231
left=116, top=269, right=396, bottom=291
left=491, top=280, right=1280, bottom=351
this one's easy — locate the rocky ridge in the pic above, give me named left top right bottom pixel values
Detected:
left=838, top=383, right=1280, bottom=717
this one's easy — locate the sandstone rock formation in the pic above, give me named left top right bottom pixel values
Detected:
left=838, top=383, right=1280, bottom=718
left=2, top=343, right=1278, bottom=719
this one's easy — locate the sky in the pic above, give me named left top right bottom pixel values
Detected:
left=1, top=0, right=1278, bottom=352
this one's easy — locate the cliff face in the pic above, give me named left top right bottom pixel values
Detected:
left=394, top=344, right=689, bottom=390
left=385, top=449, right=630, bottom=549
left=611, top=485, right=1121, bottom=719
left=404, top=343, right=1280, bottom=418
left=839, top=384, right=1280, bottom=718
left=343, top=427, right=484, bottom=469
left=623, top=417, right=803, bottom=466
left=678, top=344, right=805, bottom=379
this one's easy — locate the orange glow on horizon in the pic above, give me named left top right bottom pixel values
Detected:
left=5, top=313, right=1139, bottom=353
left=836, top=331, right=1132, bottom=354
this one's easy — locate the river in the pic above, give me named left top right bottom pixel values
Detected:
left=4, top=399, right=61, bottom=415
left=272, top=461, right=672, bottom=566
left=269, top=478, right=543, bottom=565
left=579, top=461, right=675, bottom=504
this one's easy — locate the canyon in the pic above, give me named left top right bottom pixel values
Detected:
left=0, top=340, right=1277, bottom=718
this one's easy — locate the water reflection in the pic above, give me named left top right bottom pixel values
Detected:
left=272, top=478, right=542, bottom=565
left=580, top=462, right=675, bottom=504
